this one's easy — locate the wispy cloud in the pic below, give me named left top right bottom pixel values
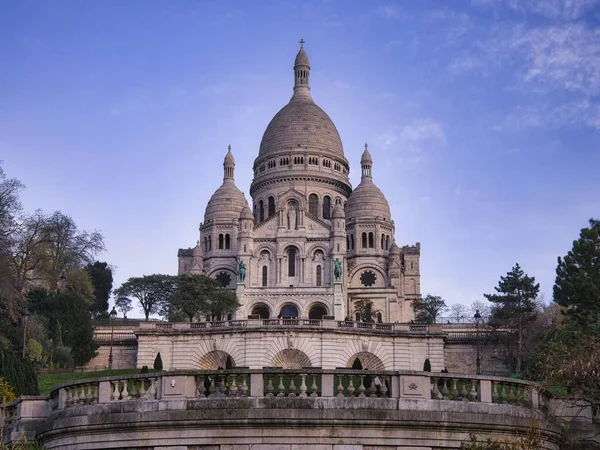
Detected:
left=377, top=4, right=404, bottom=19
left=471, top=0, right=600, bottom=20
left=376, top=118, right=446, bottom=163
left=386, top=39, right=402, bottom=48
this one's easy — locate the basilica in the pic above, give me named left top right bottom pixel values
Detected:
left=178, top=43, right=421, bottom=324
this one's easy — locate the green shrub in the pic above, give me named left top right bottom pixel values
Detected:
left=140, top=365, right=149, bottom=374
left=0, top=349, right=39, bottom=397
left=153, top=352, right=163, bottom=371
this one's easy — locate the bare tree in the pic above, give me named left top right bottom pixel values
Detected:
left=448, top=304, right=469, bottom=323
left=469, top=300, right=491, bottom=323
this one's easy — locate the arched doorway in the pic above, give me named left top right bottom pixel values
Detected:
left=251, top=303, right=270, bottom=319
left=345, top=352, right=385, bottom=370
left=197, top=350, right=235, bottom=370
left=271, top=349, right=312, bottom=369
left=308, top=303, right=328, bottom=319
left=279, top=304, right=299, bottom=318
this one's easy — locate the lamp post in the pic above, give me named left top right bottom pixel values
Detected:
left=474, top=309, right=482, bottom=375
left=108, top=307, right=118, bottom=370
left=22, top=310, right=30, bottom=359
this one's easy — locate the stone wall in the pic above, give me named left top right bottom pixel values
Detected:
left=83, top=342, right=138, bottom=371
left=444, top=342, right=511, bottom=376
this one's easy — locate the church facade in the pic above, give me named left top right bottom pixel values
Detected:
left=178, top=43, right=421, bottom=324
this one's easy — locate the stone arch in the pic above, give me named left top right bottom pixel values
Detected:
left=307, top=302, right=328, bottom=319
left=346, top=352, right=385, bottom=370
left=272, top=348, right=312, bottom=369
left=407, top=278, right=416, bottom=294
left=277, top=189, right=306, bottom=211
left=250, top=302, right=271, bottom=319
left=198, top=350, right=235, bottom=369
left=307, top=243, right=329, bottom=259
left=279, top=302, right=299, bottom=318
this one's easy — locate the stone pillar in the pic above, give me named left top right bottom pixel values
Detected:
left=334, top=282, right=345, bottom=320
left=321, top=373, right=334, bottom=397
left=479, top=380, right=492, bottom=403
left=235, top=282, right=245, bottom=320
left=250, top=373, right=263, bottom=397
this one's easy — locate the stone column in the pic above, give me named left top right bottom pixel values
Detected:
left=235, top=283, right=245, bottom=320
left=334, top=282, right=345, bottom=320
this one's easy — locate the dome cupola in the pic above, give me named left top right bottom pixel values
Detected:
left=250, top=40, right=351, bottom=199
left=345, top=143, right=392, bottom=221
left=203, top=146, right=247, bottom=223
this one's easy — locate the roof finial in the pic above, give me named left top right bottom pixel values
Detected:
left=365, top=142, right=368, bottom=151
left=299, top=37, right=305, bottom=48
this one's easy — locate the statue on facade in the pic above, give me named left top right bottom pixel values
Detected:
left=238, top=260, right=246, bottom=282
left=334, top=258, right=342, bottom=282
left=287, top=206, right=297, bottom=230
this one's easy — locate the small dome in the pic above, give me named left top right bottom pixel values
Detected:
left=389, top=241, right=400, bottom=255
left=204, top=181, right=246, bottom=223
left=332, top=203, right=345, bottom=219
left=224, top=146, right=235, bottom=164
left=240, top=203, right=253, bottom=220
left=361, top=145, right=372, bottom=164
left=295, top=47, right=310, bottom=67
left=345, top=178, right=391, bottom=221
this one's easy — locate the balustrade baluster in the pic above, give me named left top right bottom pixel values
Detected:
left=240, top=374, right=248, bottom=396
left=299, top=374, right=308, bottom=398
left=139, top=379, right=147, bottom=398
left=121, top=380, right=130, bottom=400
left=469, top=380, right=478, bottom=401
left=92, top=383, right=99, bottom=404
left=451, top=379, right=459, bottom=399
left=431, top=377, right=440, bottom=399
left=277, top=374, right=285, bottom=397
left=461, top=380, right=468, bottom=401
left=72, top=386, right=80, bottom=404
left=347, top=376, right=355, bottom=397
left=112, top=381, right=120, bottom=401
left=368, top=377, right=377, bottom=398
left=85, top=384, right=93, bottom=404
left=501, top=383, right=509, bottom=403
left=288, top=373, right=297, bottom=397
left=336, top=375, right=344, bottom=397
left=379, top=376, right=388, bottom=398
left=130, top=379, right=138, bottom=398
left=208, top=377, right=216, bottom=398
left=148, top=378, right=157, bottom=399
left=492, top=381, right=500, bottom=403
left=229, top=374, right=238, bottom=396
left=265, top=374, right=275, bottom=397
left=65, top=387, right=72, bottom=406
left=508, top=384, right=516, bottom=403
left=358, top=375, right=366, bottom=398
left=442, top=379, right=450, bottom=400
left=310, top=375, right=318, bottom=397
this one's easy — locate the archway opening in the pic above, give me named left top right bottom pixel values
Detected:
left=351, top=358, right=363, bottom=370
left=251, top=303, right=270, bottom=319
left=308, top=303, right=328, bottom=320
left=280, top=304, right=299, bottom=318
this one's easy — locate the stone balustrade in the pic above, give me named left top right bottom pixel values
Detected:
left=133, top=319, right=442, bottom=334
left=3, top=370, right=598, bottom=449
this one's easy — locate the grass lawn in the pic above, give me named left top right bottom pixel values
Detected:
left=38, top=369, right=141, bottom=396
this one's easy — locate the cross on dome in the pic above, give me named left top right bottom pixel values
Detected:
left=299, top=38, right=305, bottom=48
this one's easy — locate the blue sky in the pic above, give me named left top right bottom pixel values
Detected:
left=1, top=0, right=599, bottom=317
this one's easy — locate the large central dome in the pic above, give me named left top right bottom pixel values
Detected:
left=258, top=95, right=344, bottom=158
left=251, top=43, right=351, bottom=197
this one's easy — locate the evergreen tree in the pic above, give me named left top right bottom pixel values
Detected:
left=484, top=263, right=539, bottom=373
left=85, top=261, right=113, bottom=315
left=554, top=218, right=600, bottom=327
left=0, top=349, right=39, bottom=397
left=153, top=352, right=163, bottom=371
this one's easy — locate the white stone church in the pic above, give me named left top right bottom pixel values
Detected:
left=177, top=42, right=421, bottom=324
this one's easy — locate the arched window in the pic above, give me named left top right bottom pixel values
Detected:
left=208, top=236, right=212, bottom=251
left=377, top=312, right=383, bottom=323
left=361, top=232, right=367, bottom=249
left=259, top=200, right=264, bottom=223
left=386, top=235, right=390, bottom=250
left=323, top=195, right=331, bottom=219
left=218, top=234, right=224, bottom=250
left=204, top=237, right=208, bottom=252
left=309, top=303, right=328, bottom=319
left=309, top=194, right=318, bottom=216
left=316, top=265, right=322, bottom=287
left=251, top=303, right=270, bottom=319
left=288, top=248, right=297, bottom=277
left=410, top=261, right=414, bottom=270
left=268, top=196, right=275, bottom=217
left=381, top=234, right=385, bottom=250
left=262, top=266, right=268, bottom=287
left=280, top=304, right=299, bottom=318
left=346, top=236, right=350, bottom=250
left=225, top=234, right=231, bottom=250
left=368, top=232, right=374, bottom=248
